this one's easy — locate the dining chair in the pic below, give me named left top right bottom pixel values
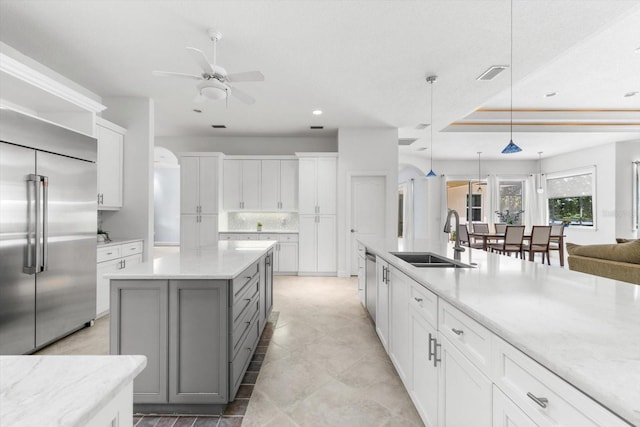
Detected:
left=548, top=224, right=565, bottom=265
left=494, top=223, right=507, bottom=234
left=457, top=224, right=483, bottom=249
left=473, top=223, right=490, bottom=233
left=523, top=225, right=552, bottom=264
left=487, top=225, right=525, bottom=258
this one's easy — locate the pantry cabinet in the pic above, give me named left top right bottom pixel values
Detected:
left=298, top=215, right=336, bottom=274
left=180, top=214, right=219, bottom=250
left=298, top=156, right=336, bottom=215
left=96, top=117, right=125, bottom=210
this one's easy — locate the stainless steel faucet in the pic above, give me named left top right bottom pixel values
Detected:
left=444, top=209, right=465, bottom=261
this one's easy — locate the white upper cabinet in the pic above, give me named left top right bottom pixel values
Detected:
left=260, top=159, right=299, bottom=211
left=223, top=158, right=298, bottom=211
left=180, top=154, right=220, bottom=215
left=298, top=156, right=336, bottom=215
left=96, top=117, right=125, bottom=210
left=223, top=159, right=261, bottom=211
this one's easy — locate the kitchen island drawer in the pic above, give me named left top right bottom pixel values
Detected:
left=492, top=338, right=629, bottom=427
left=438, top=299, right=492, bottom=375
left=230, top=310, right=260, bottom=397
left=97, top=246, right=122, bottom=262
left=231, top=288, right=260, bottom=355
left=232, top=261, right=260, bottom=303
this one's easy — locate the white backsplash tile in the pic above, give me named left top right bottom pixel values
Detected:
left=226, top=212, right=299, bottom=232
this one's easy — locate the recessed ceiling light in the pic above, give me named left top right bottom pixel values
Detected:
left=312, top=110, right=323, bottom=115
left=193, top=109, right=202, bottom=113
left=624, top=91, right=638, bottom=98
left=544, top=92, right=558, bottom=97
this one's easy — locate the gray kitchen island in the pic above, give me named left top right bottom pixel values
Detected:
left=106, top=240, right=275, bottom=414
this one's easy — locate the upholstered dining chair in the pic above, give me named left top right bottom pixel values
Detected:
left=487, top=225, right=525, bottom=258
left=458, top=224, right=483, bottom=249
left=523, top=225, right=552, bottom=264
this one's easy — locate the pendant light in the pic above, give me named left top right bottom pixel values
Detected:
left=501, top=0, right=522, bottom=154
left=426, top=75, right=437, bottom=177
left=537, top=151, right=544, bottom=193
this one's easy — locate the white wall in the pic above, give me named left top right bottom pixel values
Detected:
left=156, top=135, right=337, bottom=155
left=542, top=142, right=616, bottom=245
left=399, top=153, right=537, bottom=178
left=615, top=139, right=640, bottom=239
left=100, top=97, right=155, bottom=261
left=338, top=128, right=398, bottom=276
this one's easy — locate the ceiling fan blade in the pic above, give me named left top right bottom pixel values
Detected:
left=152, top=70, right=203, bottom=80
left=185, top=47, right=214, bottom=75
left=229, top=86, right=255, bottom=104
left=226, top=71, right=265, bottom=83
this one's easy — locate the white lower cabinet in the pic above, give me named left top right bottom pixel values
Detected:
left=411, top=307, right=438, bottom=427
left=438, top=334, right=493, bottom=427
left=493, top=386, right=539, bottom=427
left=388, top=266, right=412, bottom=387
left=96, top=240, right=143, bottom=317
left=375, top=257, right=390, bottom=351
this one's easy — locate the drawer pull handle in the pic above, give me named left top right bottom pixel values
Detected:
left=451, top=328, right=464, bottom=335
left=414, top=297, right=423, bottom=303
left=527, top=392, right=549, bottom=408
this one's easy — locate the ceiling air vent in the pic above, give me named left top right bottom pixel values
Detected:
left=477, top=65, right=508, bottom=81
left=398, top=138, right=418, bottom=146
left=211, top=125, right=227, bottom=129
left=310, top=126, right=324, bottom=130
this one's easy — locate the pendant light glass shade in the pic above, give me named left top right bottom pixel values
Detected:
left=502, top=140, right=522, bottom=154
left=502, top=0, right=522, bottom=154
left=425, top=75, right=438, bottom=178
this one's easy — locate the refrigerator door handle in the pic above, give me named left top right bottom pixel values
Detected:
left=41, top=175, right=49, bottom=271
left=24, top=175, right=39, bottom=274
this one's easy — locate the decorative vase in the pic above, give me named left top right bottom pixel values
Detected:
left=257, top=225, right=262, bottom=232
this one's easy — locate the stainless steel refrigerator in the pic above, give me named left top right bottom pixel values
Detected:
left=0, top=108, right=97, bottom=355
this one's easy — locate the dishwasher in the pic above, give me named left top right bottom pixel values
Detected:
left=365, top=252, right=377, bottom=321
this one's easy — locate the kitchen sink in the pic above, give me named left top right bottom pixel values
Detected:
left=390, top=252, right=473, bottom=268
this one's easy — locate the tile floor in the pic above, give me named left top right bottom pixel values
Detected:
left=35, top=276, right=424, bottom=427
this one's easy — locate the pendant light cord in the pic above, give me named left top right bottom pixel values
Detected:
left=510, top=0, right=513, bottom=142
left=430, top=79, right=434, bottom=171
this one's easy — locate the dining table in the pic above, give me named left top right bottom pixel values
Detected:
left=468, top=231, right=566, bottom=266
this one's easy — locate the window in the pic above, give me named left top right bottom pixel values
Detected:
left=547, top=169, right=595, bottom=227
left=467, top=193, right=482, bottom=222
left=498, top=180, right=524, bottom=224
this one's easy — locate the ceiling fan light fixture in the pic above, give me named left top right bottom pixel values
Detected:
left=199, top=81, right=228, bottom=100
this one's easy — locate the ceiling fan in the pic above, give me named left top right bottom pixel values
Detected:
left=153, top=29, right=264, bottom=105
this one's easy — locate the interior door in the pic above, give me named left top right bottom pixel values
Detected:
left=350, top=176, right=386, bottom=275
left=0, top=142, right=36, bottom=354
left=35, top=151, right=97, bottom=347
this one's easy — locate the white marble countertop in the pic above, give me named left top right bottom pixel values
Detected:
left=0, top=355, right=146, bottom=427
left=219, top=230, right=298, bottom=234
left=97, top=238, right=143, bottom=248
left=360, top=238, right=640, bottom=426
left=106, top=240, right=276, bottom=280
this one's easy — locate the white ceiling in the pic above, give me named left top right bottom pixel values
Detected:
left=0, top=0, right=639, bottom=159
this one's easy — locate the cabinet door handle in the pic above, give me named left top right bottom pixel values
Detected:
left=428, top=332, right=434, bottom=361
left=122, top=259, right=126, bottom=269
left=433, top=341, right=441, bottom=367
left=414, top=297, right=423, bottom=303
left=526, top=392, right=549, bottom=408
left=382, top=266, right=387, bottom=283
left=451, top=328, right=464, bottom=336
